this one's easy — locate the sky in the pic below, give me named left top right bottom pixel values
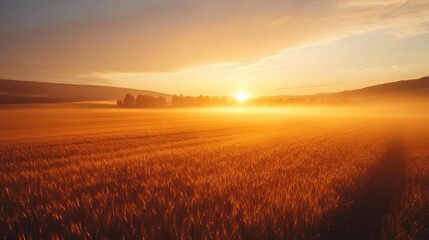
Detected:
left=1, top=0, right=429, bottom=96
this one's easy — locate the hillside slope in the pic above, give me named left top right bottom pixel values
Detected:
left=0, top=79, right=170, bottom=104
left=338, top=76, right=429, bottom=98
left=270, top=76, right=429, bottom=104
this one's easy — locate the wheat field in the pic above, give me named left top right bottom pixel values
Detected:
left=0, top=103, right=428, bottom=239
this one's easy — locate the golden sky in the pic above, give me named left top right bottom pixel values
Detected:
left=1, top=0, right=429, bottom=96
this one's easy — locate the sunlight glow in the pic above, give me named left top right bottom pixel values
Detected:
left=235, top=92, right=249, bottom=102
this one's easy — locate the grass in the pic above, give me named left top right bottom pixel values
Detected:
left=0, top=104, right=428, bottom=239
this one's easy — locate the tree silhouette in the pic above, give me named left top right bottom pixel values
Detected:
left=135, top=95, right=168, bottom=108
left=171, top=94, right=229, bottom=107
left=123, top=93, right=135, bottom=106
left=120, top=93, right=235, bottom=108
left=157, top=96, right=167, bottom=107
left=135, top=95, right=151, bottom=107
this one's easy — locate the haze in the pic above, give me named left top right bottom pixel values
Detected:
left=1, top=0, right=429, bottom=96
left=2, top=1, right=429, bottom=239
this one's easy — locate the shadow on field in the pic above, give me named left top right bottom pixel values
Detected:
left=321, top=135, right=406, bottom=240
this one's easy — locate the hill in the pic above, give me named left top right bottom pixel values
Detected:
left=337, top=76, right=429, bottom=99
left=0, top=79, right=170, bottom=104
left=266, top=76, right=429, bottom=104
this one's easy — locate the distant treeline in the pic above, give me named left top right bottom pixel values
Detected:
left=117, top=93, right=349, bottom=108
left=117, top=94, right=168, bottom=108
left=117, top=94, right=234, bottom=108
left=171, top=95, right=232, bottom=107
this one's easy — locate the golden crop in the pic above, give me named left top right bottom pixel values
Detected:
left=0, top=105, right=428, bottom=239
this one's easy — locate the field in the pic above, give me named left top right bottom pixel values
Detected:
left=1, top=103, right=428, bottom=239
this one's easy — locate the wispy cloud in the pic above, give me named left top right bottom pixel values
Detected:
left=0, top=0, right=428, bottom=81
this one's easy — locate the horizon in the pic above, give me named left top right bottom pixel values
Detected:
left=2, top=75, right=428, bottom=99
left=1, top=1, right=429, bottom=97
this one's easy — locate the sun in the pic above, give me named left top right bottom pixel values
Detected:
left=235, top=92, right=249, bottom=102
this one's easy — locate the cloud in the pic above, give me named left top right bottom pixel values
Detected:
left=0, top=0, right=428, bottom=81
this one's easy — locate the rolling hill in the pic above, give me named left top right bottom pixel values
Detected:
left=336, top=76, right=429, bottom=99
left=0, top=79, right=171, bottom=104
left=268, top=76, right=429, bottom=104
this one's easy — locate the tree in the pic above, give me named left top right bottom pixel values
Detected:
left=117, top=99, right=123, bottom=107
left=157, top=96, right=167, bottom=107
left=134, top=95, right=168, bottom=108
left=123, top=93, right=135, bottom=106
left=171, top=94, right=184, bottom=107
left=135, top=95, right=149, bottom=107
